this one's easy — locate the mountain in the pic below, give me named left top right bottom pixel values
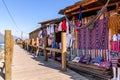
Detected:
left=0, top=33, right=4, bottom=42
left=0, top=33, right=19, bottom=42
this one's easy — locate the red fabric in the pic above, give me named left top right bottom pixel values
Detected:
left=110, top=40, right=119, bottom=51
left=62, top=20, right=66, bottom=31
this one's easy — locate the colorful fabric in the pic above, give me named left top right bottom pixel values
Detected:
left=77, top=17, right=108, bottom=49
left=110, top=41, right=119, bottom=51
left=99, top=61, right=111, bottom=69
left=52, top=41, right=57, bottom=48
left=62, top=20, right=66, bottom=31
left=111, top=56, right=118, bottom=67
left=91, top=56, right=103, bottom=63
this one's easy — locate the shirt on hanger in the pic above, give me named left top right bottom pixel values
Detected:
left=66, top=34, right=72, bottom=48
left=47, top=27, right=50, bottom=35
left=50, top=24, right=54, bottom=34
left=38, top=30, right=43, bottom=38
left=118, top=33, right=120, bottom=40
left=58, top=22, right=62, bottom=31
left=66, top=21, right=69, bottom=34
left=112, top=34, right=117, bottom=41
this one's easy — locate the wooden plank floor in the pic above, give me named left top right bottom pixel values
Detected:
left=12, top=45, right=89, bottom=80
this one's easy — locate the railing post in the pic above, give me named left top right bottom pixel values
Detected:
left=5, top=30, right=12, bottom=80
left=61, top=32, right=67, bottom=71
left=31, top=39, right=34, bottom=53
left=44, top=36, right=47, bottom=61
left=10, top=36, right=14, bottom=64
left=36, top=37, right=39, bottom=56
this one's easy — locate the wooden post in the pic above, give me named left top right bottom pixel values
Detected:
left=53, top=52, right=56, bottom=60
left=26, top=39, right=29, bottom=51
left=61, top=32, right=67, bottom=71
left=27, top=39, right=30, bottom=51
left=5, top=30, right=12, bottom=80
left=32, top=39, right=34, bottom=46
left=10, top=36, right=14, bottom=64
left=36, top=37, right=39, bottom=56
left=44, top=36, right=47, bottom=61
left=31, top=39, right=34, bottom=53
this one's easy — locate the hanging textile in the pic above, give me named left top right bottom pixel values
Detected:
left=77, top=17, right=108, bottom=49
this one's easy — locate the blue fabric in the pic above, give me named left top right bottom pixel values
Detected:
left=52, top=41, right=57, bottom=48
left=91, top=56, right=103, bottom=63
left=78, top=6, right=82, bottom=27
left=39, top=52, right=44, bottom=56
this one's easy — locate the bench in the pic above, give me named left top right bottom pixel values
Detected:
left=67, top=61, right=112, bottom=80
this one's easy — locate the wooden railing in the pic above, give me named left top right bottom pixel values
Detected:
left=22, top=32, right=67, bottom=71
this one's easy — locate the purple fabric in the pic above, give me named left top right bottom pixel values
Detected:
left=79, top=55, right=84, bottom=62
left=77, top=17, right=108, bottom=49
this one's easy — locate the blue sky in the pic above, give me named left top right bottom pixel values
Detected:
left=0, top=0, right=80, bottom=39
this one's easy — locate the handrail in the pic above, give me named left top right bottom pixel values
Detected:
left=46, top=47, right=62, bottom=53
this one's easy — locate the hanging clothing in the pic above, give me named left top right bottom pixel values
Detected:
left=112, top=34, right=117, bottom=41
left=55, top=25, right=58, bottom=33
left=66, top=33, right=72, bottom=48
left=111, top=53, right=120, bottom=67
left=52, top=41, right=57, bottom=48
left=38, top=30, right=43, bottom=38
left=118, top=33, right=120, bottom=40
left=59, top=42, right=62, bottom=49
left=66, top=21, right=69, bottom=34
left=47, top=27, right=50, bottom=35
left=110, top=40, right=119, bottom=51
left=58, top=22, right=62, bottom=31
left=62, top=20, right=66, bottom=31
left=48, top=34, right=54, bottom=46
left=50, top=24, right=54, bottom=34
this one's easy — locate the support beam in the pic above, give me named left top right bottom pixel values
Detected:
left=65, top=0, right=97, bottom=14
left=81, top=0, right=97, bottom=7
left=61, top=32, right=67, bottom=71
left=66, top=2, right=119, bottom=16
left=46, top=47, right=62, bottom=53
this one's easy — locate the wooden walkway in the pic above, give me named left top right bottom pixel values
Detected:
left=11, top=45, right=89, bottom=80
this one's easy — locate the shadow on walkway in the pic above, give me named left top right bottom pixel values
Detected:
left=28, top=52, right=88, bottom=80
left=0, top=62, right=5, bottom=80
